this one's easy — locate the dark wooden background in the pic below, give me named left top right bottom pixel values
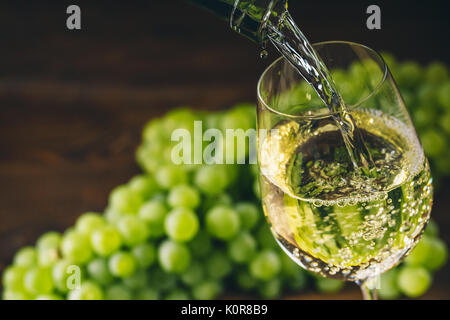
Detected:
left=0, top=0, right=449, bottom=299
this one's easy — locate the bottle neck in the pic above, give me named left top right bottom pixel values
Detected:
left=230, top=0, right=287, bottom=42
left=189, top=0, right=287, bottom=43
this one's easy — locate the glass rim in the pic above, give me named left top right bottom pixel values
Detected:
left=257, top=40, right=389, bottom=119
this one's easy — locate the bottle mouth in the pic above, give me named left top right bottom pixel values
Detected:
left=257, top=41, right=389, bottom=119
left=230, top=0, right=285, bottom=42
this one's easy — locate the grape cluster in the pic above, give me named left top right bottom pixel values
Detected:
left=1, top=56, right=449, bottom=300
left=1, top=105, right=308, bottom=300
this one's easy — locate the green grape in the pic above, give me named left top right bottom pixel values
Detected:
left=36, top=294, right=63, bottom=300
left=258, top=277, right=282, bottom=299
left=87, top=258, right=114, bottom=285
left=128, top=174, right=160, bottom=200
left=231, top=103, right=256, bottom=123
left=396, top=61, right=422, bottom=88
left=136, top=288, right=159, bottom=300
left=3, top=290, right=32, bottom=300
left=204, top=111, right=223, bottom=129
left=136, top=143, right=164, bottom=173
left=61, top=231, right=93, bottom=264
left=168, top=184, right=200, bottom=209
left=91, top=225, right=122, bottom=257
left=108, top=251, right=137, bottom=278
left=147, top=268, right=177, bottom=291
left=423, top=238, right=447, bottom=271
left=236, top=270, right=258, bottom=290
left=104, top=207, right=125, bottom=224
left=142, top=118, right=168, bottom=142
left=180, top=261, right=204, bottom=286
left=420, top=129, right=446, bottom=157
left=109, top=185, right=144, bottom=214
left=166, top=289, right=190, bottom=300
left=164, top=207, right=199, bottom=242
left=377, top=269, right=400, bottom=300
left=139, top=199, right=168, bottom=238
left=163, top=106, right=195, bottom=133
left=315, top=277, right=345, bottom=294
left=117, top=215, right=149, bottom=246
left=405, top=236, right=434, bottom=266
left=205, top=251, right=232, bottom=280
left=249, top=250, right=281, bottom=281
left=37, top=246, right=59, bottom=267
left=158, top=240, right=191, bottom=273
left=205, top=205, right=240, bottom=240
left=227, top=232, right=256, bottom=263
left=425, top=62, right=448, bottom=84
left=189, top=231, right=212, bottom=258
left=75, top=212, right=105, bottom=235
left=155, top=165, right=188, bottom=189
left=194, top=165, right=229, bottom=195
left=123, top=270, right=148, bottom=290
left=132, top=243, right=156, bottom=268
left=164, top=107, right=199, bottom=133
left=52, top=259, right=74, bottom=292
left=397, top=266, right=431, bottom=298
left=24, top=267, right=53, bottom=295
left=36, top=232, right=62, bottom=250
left=424, top=220, right=439, bottom=237
left=256, top=225, right=278, bottom=250
left=235, top=202, right=259, bottom=230
left=69, top=281, right=104, bottom=300
left=2, top=265, right=26, bottom=291
left=13, top=246, right=37, bottom=268
left=437, top=81, right=450, bottom=110
left=104, top=284, right=133, bottom=300
left=192, top=281, right=221, bottom=300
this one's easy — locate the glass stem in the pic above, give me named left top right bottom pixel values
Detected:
left=357, top=278, right=378, bottom=300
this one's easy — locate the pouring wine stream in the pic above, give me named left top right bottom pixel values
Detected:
left=263, top=9, right=375, bottom=171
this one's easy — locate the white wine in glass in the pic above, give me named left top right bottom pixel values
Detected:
left=257, top=42, right=433, bottom=299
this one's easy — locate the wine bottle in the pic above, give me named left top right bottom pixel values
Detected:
left=187, top=0, right=286, bottom=42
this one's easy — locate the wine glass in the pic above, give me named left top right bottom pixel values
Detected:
left=256, top=41, right=433, bottom=299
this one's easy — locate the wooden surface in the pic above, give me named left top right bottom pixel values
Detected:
left=0, top=1, right=449, bottom=299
